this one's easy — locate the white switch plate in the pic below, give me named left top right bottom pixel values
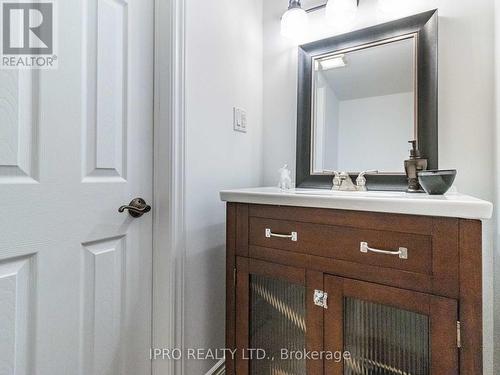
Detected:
left=233, top=107, right=247, bottom=133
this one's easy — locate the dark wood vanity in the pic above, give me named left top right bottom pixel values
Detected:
left=224, top=202, right=483, bottom=375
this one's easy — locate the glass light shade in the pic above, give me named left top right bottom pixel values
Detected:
left=325, top=0, right=358, bottom=27
left=280, top=7, right=308, bottom=40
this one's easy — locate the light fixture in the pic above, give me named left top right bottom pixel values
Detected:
left=280, top=0, right=361, bottom=41
left=280, top=0, right=308, bottom=40
left=326, top=0, right=359, bottom=27
left=319, top=54, right=347, bottom=70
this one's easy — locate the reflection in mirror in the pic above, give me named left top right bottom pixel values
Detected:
left=311, top=36, right=417, bottom=175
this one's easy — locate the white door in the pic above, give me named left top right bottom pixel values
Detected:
left=0, top=0, right=154, bottom=373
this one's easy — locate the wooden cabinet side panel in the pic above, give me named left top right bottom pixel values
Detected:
left=432, top=217, right=460, bottom=297
left=459, top=219, right=483, bottom=375
left=226, top=203, right=237, bottom=375
left=236, top=204, right=249, bottom=256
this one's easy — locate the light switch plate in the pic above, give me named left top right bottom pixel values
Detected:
left=233, top=107, right=247, bottom=133
left=241, top=109, right=247, bottom=130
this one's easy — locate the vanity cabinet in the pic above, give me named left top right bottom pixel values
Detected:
left=225, top=203, right=483, bottom=375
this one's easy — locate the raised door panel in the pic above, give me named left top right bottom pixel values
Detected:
left=0, top=70, right=39, bottom=182
left=81, top=236, right=126, bottom=375
left=0, top=255, right=36, bottom=375
left=83, top=0, right=128, bottom=182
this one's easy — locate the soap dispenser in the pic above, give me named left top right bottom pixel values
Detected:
left=404, top=140, right=428, bottom=193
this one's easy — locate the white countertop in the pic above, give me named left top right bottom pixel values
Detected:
left=220, top=187, right=493, bottom=220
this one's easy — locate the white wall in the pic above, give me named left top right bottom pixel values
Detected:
left=314, top=70, right=340, bottom=172
left=184, top=0, right=264, bottom=373
left=323, top=83, right=340, bottom=170
left=337, top=92, right=413, bottom=172
left=263, top=0, right=496, bottom=373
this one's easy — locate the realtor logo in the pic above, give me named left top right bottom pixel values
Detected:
left=1, top=0, right=57, bottom=69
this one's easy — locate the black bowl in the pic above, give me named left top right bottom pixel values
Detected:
left=418, top=170, right=457, bottom=195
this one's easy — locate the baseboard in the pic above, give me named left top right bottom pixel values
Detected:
left=205, top=359, right=225, bottom=375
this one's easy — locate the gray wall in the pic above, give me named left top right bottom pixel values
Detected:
left=336, top=92, right=413, bottom=172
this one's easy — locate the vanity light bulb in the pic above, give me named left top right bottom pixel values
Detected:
left=280, top=7, right=309, bottom=41
left=325, top=0, right=358, bottom=28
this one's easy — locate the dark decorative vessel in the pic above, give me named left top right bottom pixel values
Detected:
left=418, top=170, right=457, bottom=195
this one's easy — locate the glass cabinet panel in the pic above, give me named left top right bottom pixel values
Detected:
left=343, top=297, right=430, bottom=375
left=250, top=274, right=306, bottom=375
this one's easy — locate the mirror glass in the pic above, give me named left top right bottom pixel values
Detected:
left=311, top=36, right=417, bottom=174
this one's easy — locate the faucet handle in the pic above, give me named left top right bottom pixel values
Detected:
left=323, top=170, right=342, bottom=189
left=331, top=171, right=342, bottom=189
left=356, top=170, right=378, bottom=190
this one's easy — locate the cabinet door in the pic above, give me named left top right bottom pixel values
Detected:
left=234, top=257, right=323, bottom=375
left=324, top=276, right=458, bottom=375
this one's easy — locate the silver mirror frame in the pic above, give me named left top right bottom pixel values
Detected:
left=296, top=10, right=438, bottom=191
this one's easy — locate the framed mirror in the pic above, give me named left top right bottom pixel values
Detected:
left=296, top=10, right=438, bottom=190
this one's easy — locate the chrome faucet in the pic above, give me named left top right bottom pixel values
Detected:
left=330, top=170, right=378, bottom=191
left=332, top=171, right=357, bottom=191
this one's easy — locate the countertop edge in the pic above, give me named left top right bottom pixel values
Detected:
left=220, top=190, right=493, bottom=221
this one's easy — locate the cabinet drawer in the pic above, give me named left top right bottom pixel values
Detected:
left=249, top=217, right=432, bottom=275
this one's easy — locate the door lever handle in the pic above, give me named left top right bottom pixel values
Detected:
left=119, top=198, right=151, bottom=218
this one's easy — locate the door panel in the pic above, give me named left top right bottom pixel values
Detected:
left=324, top=276, right=458, bottom=375
left=0, top=0, right=154, bottom=373
left=81, top=236, right=126, bottom=375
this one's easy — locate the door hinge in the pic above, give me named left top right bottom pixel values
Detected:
left=457, top=321, right=462, bottom=348
left=233, top=268, right=237, bottom=286
left=314, top=289, right=328, bottom=309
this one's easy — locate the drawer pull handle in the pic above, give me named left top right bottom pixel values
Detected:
left=265, top=228, right=298, bottom=242
left=360, top=242, right=408, bottom=259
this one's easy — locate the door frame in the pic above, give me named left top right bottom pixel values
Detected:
left=152, top=0, right=186, bottom=374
